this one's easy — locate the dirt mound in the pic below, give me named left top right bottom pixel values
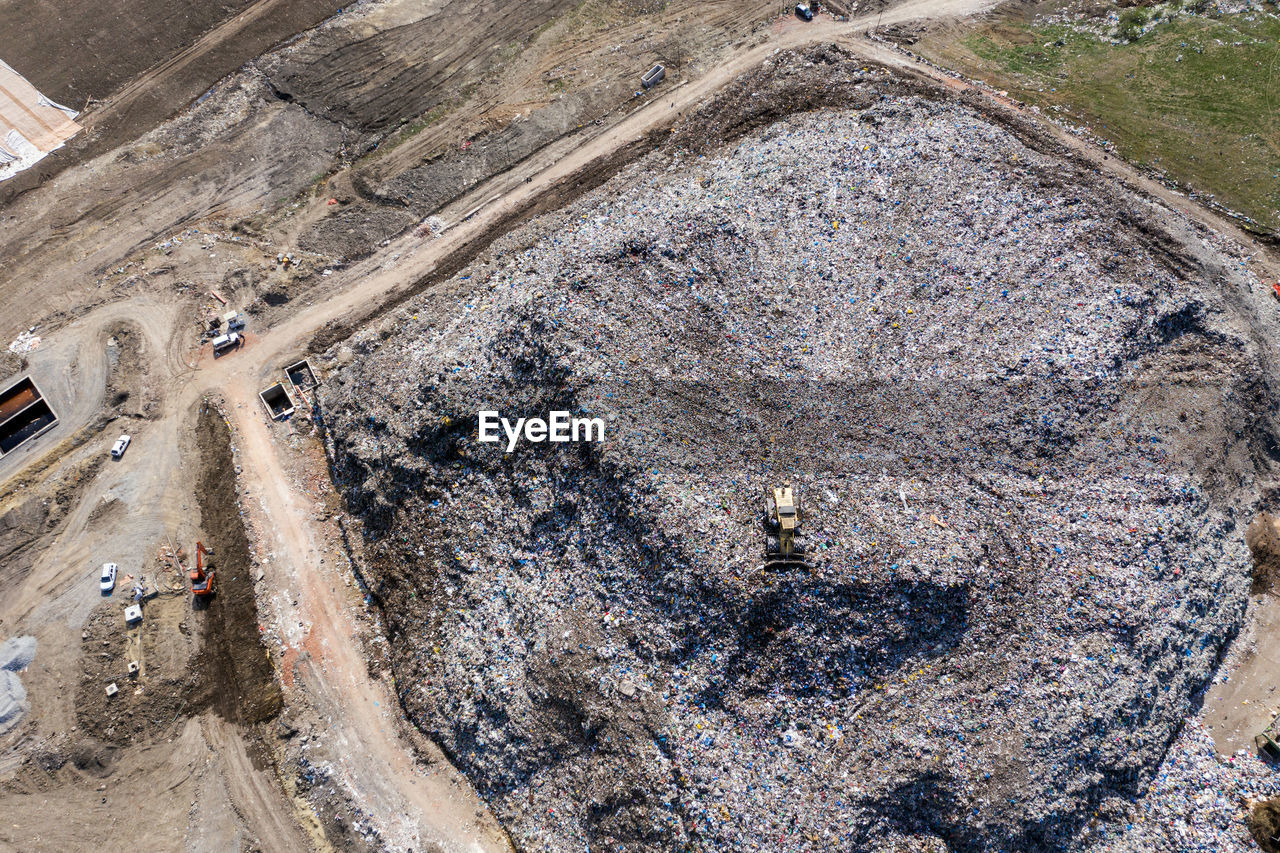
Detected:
left=294, top=203, right=417, bottom=262
left=1250, top=797, right=1280, bottom=853
left=1247, top=513, right=1280, bottom=593
left=192, top=403, right=282, bottom=725
left=74, top=601, right=199, bottom=744
left=319, top=55, right=1272, bottom=851
left=66, top=740, right=118, bottom=778
left=0, top=499, right=49, bottom=592
left=86, top=496, right=126, bottom=530
left=20, top=738, right=119, bottom=782
left=263, top=0, right=577, bottom=133
left=103, top=321, right=152, bottom=420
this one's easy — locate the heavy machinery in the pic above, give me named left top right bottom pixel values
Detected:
left=190, top=540, right=215, bottom=598
left=1257, top=714, right=1280, bottom=761
left=764, top=484, right=809, bottom=567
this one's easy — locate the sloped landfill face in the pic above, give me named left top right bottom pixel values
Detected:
left=321, top=96, right=1267, bottom=851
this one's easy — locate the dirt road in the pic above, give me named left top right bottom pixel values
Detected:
left=224, top=379, right=508, bottom=852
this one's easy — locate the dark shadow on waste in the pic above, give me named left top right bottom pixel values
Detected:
left=694, top=575, right=969, bottom=709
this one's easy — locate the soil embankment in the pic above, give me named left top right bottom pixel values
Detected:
left=193, top=402, right=281, bottom=725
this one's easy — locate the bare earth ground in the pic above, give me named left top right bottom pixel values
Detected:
left=1, top=0, right=1280, bottom=850
left=0, top=0, right=346, bottom=194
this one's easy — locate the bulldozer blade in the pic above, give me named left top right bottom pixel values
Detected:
left=762, top=553, right=811, bottom=570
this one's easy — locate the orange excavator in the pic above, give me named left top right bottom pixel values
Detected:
left=191, top=541, right=215, bottom=598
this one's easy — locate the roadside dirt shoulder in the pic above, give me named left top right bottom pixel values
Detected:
left=222, top=381, right=511, bottom=851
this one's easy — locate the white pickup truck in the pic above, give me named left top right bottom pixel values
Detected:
left=99, top=562, right=117, bottom=593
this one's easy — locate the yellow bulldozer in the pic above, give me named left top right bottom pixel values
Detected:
left=764, top=484, right=809, bottom=567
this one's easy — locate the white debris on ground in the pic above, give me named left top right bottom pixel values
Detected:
left=7, top=329, right=40, bottom=354
left=318, top=52, right=1274, bottom=853
left=0, top=636, right=35, bottom=734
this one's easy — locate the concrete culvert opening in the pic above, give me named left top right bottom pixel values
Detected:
left=0, top=377, right=57, bottom=455
left=0, top=399, right=56, bottom=454
left=0, top=377, right=39, bottom=421
left=259, top=383, right=295, bottom=419
left=285, top=359, right=316, bottom=390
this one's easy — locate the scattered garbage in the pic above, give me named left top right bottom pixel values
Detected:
left=1090, top=718, right=1280, bottom=851
left=0, top=636, right=35, bottom=735
left=7, top=329, right=40, bottom=354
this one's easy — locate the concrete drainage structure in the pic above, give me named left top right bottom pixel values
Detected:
left=261, top=360, right=318, bottom=423
left=0, top=376, right=57, bottom=456
left=259, top=383, right=295, bottom=420
left=285, top=358, right=317, bottom=391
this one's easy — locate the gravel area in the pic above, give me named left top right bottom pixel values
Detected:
left=318, top=69, right=1274, bottom=852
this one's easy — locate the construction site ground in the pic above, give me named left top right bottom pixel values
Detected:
left=2, top=0, right=1280, bottom=850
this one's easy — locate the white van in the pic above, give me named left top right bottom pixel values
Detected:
left=212, top=331, right=242, bottom=353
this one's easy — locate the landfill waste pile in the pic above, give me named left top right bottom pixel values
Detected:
left=1086, top=717, right=1280, bottom=852
left=319, top=62, right=1274, bottom=851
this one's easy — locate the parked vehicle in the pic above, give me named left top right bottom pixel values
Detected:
left=110, top=434, right=131, bottom=458
left=795, top=3, right=814, bottom=20
left=100, top=562, right=118, bottom=593
left=212, top=331, right=242, bottom=354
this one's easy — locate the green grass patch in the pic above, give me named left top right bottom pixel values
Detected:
left=930, top=13, right=1280, bottom=232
